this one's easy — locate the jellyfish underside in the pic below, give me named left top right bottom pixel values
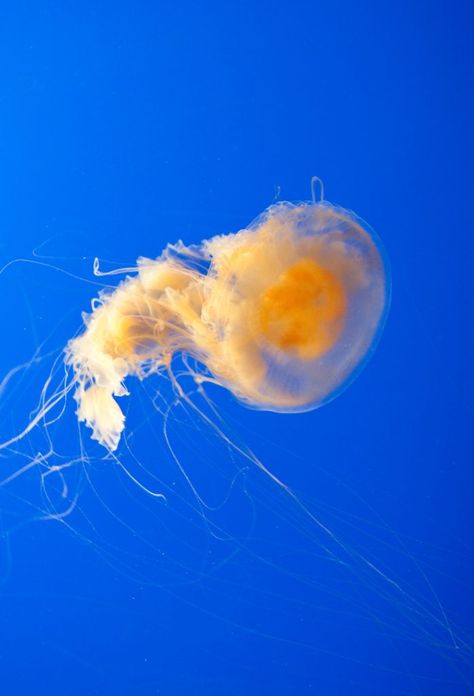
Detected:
left=66, top=201, right=388, bottom=452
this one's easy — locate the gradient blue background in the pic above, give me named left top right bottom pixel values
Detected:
left=0, top=1, right=473, bottom=694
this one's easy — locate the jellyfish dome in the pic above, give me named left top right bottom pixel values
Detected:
left=66, top=199, right=390, bottom=451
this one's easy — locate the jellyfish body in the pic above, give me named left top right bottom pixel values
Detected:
left=66, top=200, right=390, bottom=452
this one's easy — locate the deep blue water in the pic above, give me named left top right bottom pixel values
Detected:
left=0, top=2, right=473, bottom=694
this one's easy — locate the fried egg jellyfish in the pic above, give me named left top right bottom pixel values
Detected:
left=0, top=182, right=469, bottom=682
left=66, top=190, right=389, bottom=453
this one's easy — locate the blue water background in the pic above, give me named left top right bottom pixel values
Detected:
left=0, top=2, right=473, bottom=694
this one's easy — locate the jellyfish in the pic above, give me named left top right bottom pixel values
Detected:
left=61, top=185, right=390, bottom=454
left=0, top=185, right=469, bottom=686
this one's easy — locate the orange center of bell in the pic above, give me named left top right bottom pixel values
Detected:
left=258, top=258, right=347, bottom=360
